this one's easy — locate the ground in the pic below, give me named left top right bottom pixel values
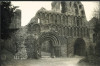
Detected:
left=1, top=50, right=100, bottom=66
left=1, top=56, right=97, bottom=66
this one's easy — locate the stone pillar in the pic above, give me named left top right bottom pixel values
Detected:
left=60, top=15, right=63, bottom=24
left=65, top=27, right=67, bottom=36
left=49, top=14, right=51, bottom=24
left=80, top=28, right=82, bottom=37
left=78, top=17, right=80, bottom=26
left=69, top=28, right=71, bottom=36
left=59, top=15, right=61, bottom=24
left=75, top=17, right=77, bottom=26
left=68, top=16, right=69, bottom=26
left=79, top=28, right=81, bottom=37
left=67, top=27, right=69, bottom=36
left=80, top=17, right=82, bottom=26
left=84, top=28, right=85, bottom=37
left=62, top=27, right=64, bottom=36
left=54, top=46, right=61, bottom=57
left=72, top=27, right=74, bottom=37
left=76, top=28, right=77, bottom=36
left=82, top=28, right=83, bottom=37
left=68, top=27, right=70, bottom=36
left=74, top=27, right=76, bottom=36
left=38, top=46, right=41, bottom=58
left=57, top=15, right=59, bottom=24
left=65, top=16, right=68, bottom=26
left=51, top=46, right=55, bottom=57
left=67, top=16, right=68, bottom=26
left=72, top=16, right=73, bottom=26
left=63, top=15, right=65, bottom=26
left=54, top=14, right=57, bottom=24
left=70, top=16, right=72, bottom=26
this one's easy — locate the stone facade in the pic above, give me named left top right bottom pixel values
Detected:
left=26, top=1, right=92, bottom=58
left=11, top=1, right=95, bottom=59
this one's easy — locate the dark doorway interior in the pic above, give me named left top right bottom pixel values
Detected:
left=74, top=38, right=86, bottom=56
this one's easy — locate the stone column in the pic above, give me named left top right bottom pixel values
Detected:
left=63, top=15, right=65, bottom=26
left=79, top=28, right=81, bottom=37
left=67, top=27, right=69, bottom=36
left=76, top=28, right=77, bottom=36
left=75, top=17, right=77, bottom=26
left=51, top=46, right=55, bottom=58
left=84, top=28, right=86, bottom=37
left=65, top=27, right=67, bottom=36
left=68, top=16, right=69, bottom=26
left=74, top=27, right=76, bottom=36
left=59, top=15, right=61, bottom=24
left=78, top=17, right=80, bottom=26
left=72, top=27, right=74, bottom=37
left=71, top=16, right=73, bottom=26
left=85, top=28, right=87, bottom=37
left=54, top=14, right=57, bottom=24
left=60, top=15, right=63, bottom=24
left=57, top=15, right=59, bottom=24
left=81, top=28, right=82, bottom=37
left=67, top=16, right=68, bottom=26
left=49, top=14, right=51, bottom=24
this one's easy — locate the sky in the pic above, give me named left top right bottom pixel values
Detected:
left=11, top=1, right=98, bottom=26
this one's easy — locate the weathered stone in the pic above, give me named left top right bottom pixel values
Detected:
left=7, top=1, right=96, bottom=59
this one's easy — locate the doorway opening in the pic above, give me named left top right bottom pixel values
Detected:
left=41, top=40, right=53, bottom=58
left=74, top=38, right=86, bottom=56
left=38, top=32, right=60, bottom=58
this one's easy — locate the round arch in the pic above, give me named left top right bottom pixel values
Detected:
left=74, top=38, right=86, bottom=56
left=37, top=32, right=61, bottom=58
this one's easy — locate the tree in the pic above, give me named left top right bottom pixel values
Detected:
left=92, top=1, right=100, bottom=56
left=1, top=1, right=18, bottom=40
left=92, top=1, right=100, bottom=19
left=92, top=1, right=100, bottom=33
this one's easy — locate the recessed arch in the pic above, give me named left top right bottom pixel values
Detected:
left=38, top=32, right=61, bottom=57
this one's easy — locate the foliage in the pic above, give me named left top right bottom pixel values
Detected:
left=94, top=23, right=100, bottom=33
left=92, top=1, right=100, bottom=33
left=1, top=1, right=18, bottom=40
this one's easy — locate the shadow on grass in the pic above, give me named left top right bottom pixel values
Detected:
left=78, top=55, right=100, bottom=66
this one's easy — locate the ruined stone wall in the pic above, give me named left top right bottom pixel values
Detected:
left=51, top=1, right=86, bottom=17
left=9, top=9, right=21, bottom=29
left=29, top=6, right=90, bottom=57
left=11, top=1, right=93, bottom=58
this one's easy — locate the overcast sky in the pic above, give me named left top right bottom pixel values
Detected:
left=11, top=1, right=98, bottom=26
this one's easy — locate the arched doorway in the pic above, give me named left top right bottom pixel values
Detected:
left=38, top=32, right=61, bottom=58
left=41, top=40, right=53, bottom=58
left=74, top=38, right=86, bottom=56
